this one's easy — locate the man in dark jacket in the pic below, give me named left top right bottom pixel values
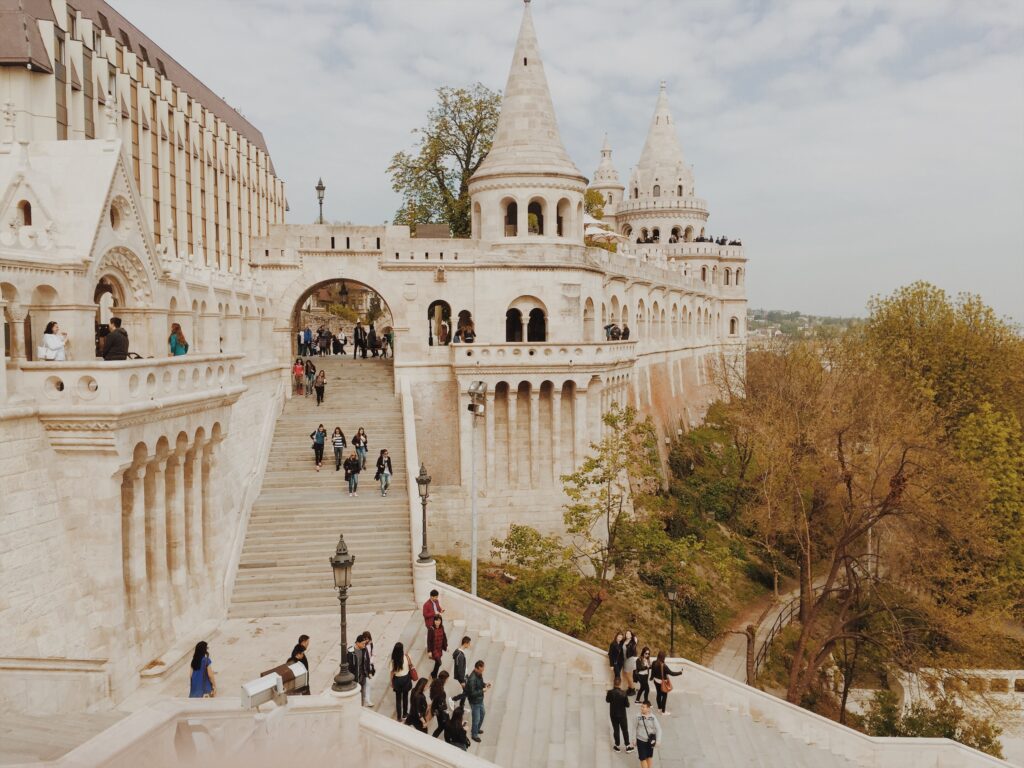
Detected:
left=452, top=635, right=471, bottom=703
left=606, top=684, right=633, bottom=752
left=465, top=660, right=490, bottom=742
left=102, top=317, right=129, bottom=360
left=621, top=323, right=631, bottom=340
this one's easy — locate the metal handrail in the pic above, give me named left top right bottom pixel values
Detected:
left=753, top=584, right=826, bottom=679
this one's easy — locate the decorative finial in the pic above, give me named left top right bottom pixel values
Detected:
left=660, top=80, right=667, bottom=91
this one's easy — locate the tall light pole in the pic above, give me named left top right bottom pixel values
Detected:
left=316, top=178, right=326, bottom=224
left=329, top=534, right=356, bottom=692
left=416, top=464, right=432, bottom=562
left=667, top=586, right=678, bottom=657
left=467, top=381, right=487, bottom=596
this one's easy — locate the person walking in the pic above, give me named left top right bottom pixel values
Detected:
left=296, top=329, right=304, bottom=357
left=302, top=326, right=313, bottom=357
left=362, top=630, right=376, bottom=707
left=376, top=449, right=393, bottom=496
left=427, top=615, right=448, bottom=680
left=429, top=671, right=451, bottom=738
left=465, top=660, right=490, bottom=743
left=635, top=701, right=661, bottom=767
left=338, top=330, right=348, bottom=357
left=405, top=678, right=429, bottom=732
left=343, top=452, right=361, bottom=496
left=350, top=633, right=370, bottom=704
left=650, top=651, right=682, bottom=716
left=423, top=588, right=444, bottom=628
left=102, top=317, right=129, bottom=360
left=444, top=704, right=471, bottom=751
left=623, top=630, right=638, bottom=696
left=353, top=427, right=368, bottom=470
left=293, top=358, right=305, bottom=395
left=313, top=369, right=326, bottom=406
left=188, top=641, right=216, bottom=698
left=41, top=321, right=69, bottom=361
left=310, top=424, right=327, bottom=471
left=452, top=635, right=471, bottom=698
left=303, top=359, right=316, bottom=397
left=389, top=642, right=414, bottom=722
left=168, top=323, right=189, bottom=356
left=319, top=327, right=331, bottom=357
left=354, top=322, right=366, bottom=359
left=368, top=324, right=378, bottom=358
left=608, top=631, right=625, bottom=687
left=634, top=647, right=652, bottom=705
left=606, top=683, right=633, bottom=753
left=331, top=428, right=347, bottom=471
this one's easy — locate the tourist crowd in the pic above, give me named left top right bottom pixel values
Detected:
left=297, top=322, right=393, bottom=359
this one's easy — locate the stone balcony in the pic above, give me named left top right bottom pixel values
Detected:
left=16, top=354, right=246, bottom=454
left=451, top=340, right=638, bottom=374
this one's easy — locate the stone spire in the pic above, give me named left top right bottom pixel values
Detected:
left=470, top=0, right=585, bottom=184
left=636, top=81, right=686, bottom=176
left=593, top=133, right=619, bottom=184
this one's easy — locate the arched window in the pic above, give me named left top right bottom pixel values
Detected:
left=527, top=308, right=546, bottom=341
left=472, top=202, right=481, bottom=238
left=556, top=198, right=571, bottom=237
left=17, top=200, right=31, bottom=227
left=505, top=308, right=523, bottom=342
left=456, top=310, right=475, bottom=343
left=583, top=298, right=596, bottom=342
left=527, top=199, right=545, bottom=235
left=736, top=268, right=743, bottom=286
left=677, top=184, right=683, bottom=196
left=684, top=226, right=693, bottom=242
left=606, top=193, right=614, bottom=204
left=621, top=224, right=632, bottom=238
left=653, top=185, right=661, bottom=197
left=427, top=300, right=452, bottom=346
left=503, top=199, right=518, bottom=237
left=670, top=226, right=681, bottom=243
left=712, top=266, right=718, bottom=284
left=633, top=187, right=638, bottom=199
left=640, top=228, right=649, bottom=243
left=729, top=317, right=739, bottom=335
left=701, top=266, right=707, bottom=282
left=652, top=227, right=660, bottom=242
left=724, top=268, right=732, bottom=286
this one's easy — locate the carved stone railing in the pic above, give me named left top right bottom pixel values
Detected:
left=450, top=341, right=638, bottom=371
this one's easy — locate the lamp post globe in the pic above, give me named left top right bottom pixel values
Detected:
left=329, top=534, right=357, bottom=692
left=416, top=463, right=432, bottom=563
left=667, top=587, right=678, bottom=657
left=315, top=178, right=326, bottom=224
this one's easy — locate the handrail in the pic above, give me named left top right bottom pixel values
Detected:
left=753, top=584, right=826, bottom=678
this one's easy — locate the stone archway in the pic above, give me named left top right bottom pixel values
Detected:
left=289, top=277, right=396, bottom=360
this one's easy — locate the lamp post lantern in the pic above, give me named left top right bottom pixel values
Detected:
left=467, top=381, right=487, bottom=595
left=667, top=586, right=678, bottom=657
left=416, top=463, right=432, bottom=562
left=330, top=534, right=356, bottom=692
left=315, top=178, right=326, bottom=224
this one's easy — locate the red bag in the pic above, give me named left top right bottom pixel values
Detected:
left=408, top=653, right=419, bottom=682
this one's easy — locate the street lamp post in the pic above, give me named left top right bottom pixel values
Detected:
left=667, top=587, right=678, bottom=657
left=467, top=381, right=487, bottom=596
left=329, top=534, right=356, bottom=692
left=316, top=178, right=326, bottom=224
left=416, top=463, right=432, bottom=562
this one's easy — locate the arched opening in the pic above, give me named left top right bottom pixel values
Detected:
left=455, top=309, right=475, bottom=343
left=472, top=202, right=481, bottom=238
left=670, top=226, right=681, bottom=243
left=724, top=268, right=732, bottom=286
left=730, top=316, right=739, bottom=335
left=637, top=299, right=646, bottom=339
left=701, top=266, right=707, bottom=282
left=633, top=187, right=638, bottom=199
left=527, top=199, right=545, bottom=235
left=17, top=200, right=32, bottom=227
left=576, top=201, right=584, bottom=239
left=527, top=308, right=546, bottom=341
left=736, top=268, right=743, bottom=286
left=583, top=298, right=596, bottom=342
left=677, top=184, right=683, bottom=196
left=556, top=198, right=571, bottom=237
left=427, top=300, right=452, bottom=346
left=505, top=308, right=523, bottom=342
left=684, top=226, right=694, bottom=242
left=94, top=276, right=125, bottom=358
left=640, top=228, right=649, bottom=243
left=621, top=224, right=632, bottom=238
left=651, top=301, right=661, bottom=340
left=653, top=184, right=661, bottom=197
left=502, top=198, right=518, bottom=237
left=712, top=266, right=718, bottom=285
left=652, top=227, right=660, bottom=243
left=291, top=279, right=395, bottom=360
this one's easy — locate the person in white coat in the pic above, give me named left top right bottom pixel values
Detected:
left=41, top=321, right=68, bottom=361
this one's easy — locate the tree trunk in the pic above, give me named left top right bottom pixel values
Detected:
left=581, top=590, right=606, bottom=628
left=799, top=548, right=813, bottom=623
left=744, top=624, right=757, bottom=686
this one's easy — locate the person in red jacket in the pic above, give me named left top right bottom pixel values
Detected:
left=423, top=588, right=444, bottom=628
left=427, top=615, right=448, bottom=680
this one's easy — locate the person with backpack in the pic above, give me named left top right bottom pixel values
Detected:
left=331, top=428, right=347, bottom=471
left=389, top=641, right=414, bottom=722
left=606, top=682, right=633, bottom=753
left=310, top=424, right=327, bottom=471
left=313, top=368, right=326, bottom=406
left=375, top=449, right=393, bottom=497
left=427, top=614, right=448, bottom=680
left=343, top=452, right=361, bottom=496
left=650, top=650, right=682, bottom=715
left=429, top=671, right=451, bottom=738
left=635, top=701, right=661, bottom=767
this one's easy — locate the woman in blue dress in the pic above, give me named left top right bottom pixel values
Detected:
left=189, top=641, right=216, bottom=698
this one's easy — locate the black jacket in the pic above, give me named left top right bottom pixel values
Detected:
left=606, top=687, right=631, bottom=719
left=343, top=456, right=361, bottom=478
left=102, top=328, right=129, bottom=360
left=608, top=641, right=624, bottom=668
left=445, top=715, right=470, bottom=748
left=405, top=691, right=428, bottom=726
left=452, top=648, right=467, bottom=683
left=376, top=455, right=393, bottom=475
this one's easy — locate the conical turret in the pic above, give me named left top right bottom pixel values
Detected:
left=636, top=81, right=687, bottom=177
left=590, top=133, right=625, bottom=213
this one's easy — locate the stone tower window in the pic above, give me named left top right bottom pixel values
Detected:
left=653, top=185, right=660, bottom=197
left=16, top=200, right=32, bottom=226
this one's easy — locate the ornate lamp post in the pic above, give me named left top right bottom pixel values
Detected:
left=467, top=381, right=487, bottom=595
left=416, top=463, right=432, bottom=562
left=667, top=586, right=678, bottom=657
left=330, top=534, right=356, bottom=692
left=316, top=178, right=326, bottom=224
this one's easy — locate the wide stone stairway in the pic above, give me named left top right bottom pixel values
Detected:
left=371, top=610, right=860, bottom=768
left=229, top=355, right=415, bottom=618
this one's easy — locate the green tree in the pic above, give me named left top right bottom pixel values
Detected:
left=366, top=294, right=385, bottom=325
left=863, top=691, right=1004, bottom=758
left=388, top=83, right=501, bottom=237
left=326, top=303, right=359, bottom=323
left=584, top=188, right=605, bottom=219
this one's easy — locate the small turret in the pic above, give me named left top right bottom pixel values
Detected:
left=589, top=134, right=625, bottom=215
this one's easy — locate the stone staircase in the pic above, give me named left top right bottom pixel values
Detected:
left=371, top=609, right=861, bottom=768
left=229, top=356, right=415, bottom=618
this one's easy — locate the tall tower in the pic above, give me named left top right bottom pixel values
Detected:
left=590, top=134, right=625, bottom=217
left=620, top=82, right=708, bottom=244
left=468, top=0, right=588, bottom=244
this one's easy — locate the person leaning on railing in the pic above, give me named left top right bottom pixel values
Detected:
left=102, top=317, right=129, bottom=361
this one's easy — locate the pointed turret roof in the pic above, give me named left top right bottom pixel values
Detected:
left=636, top=82, right=686, bottom=175
left=471, top=1, right=585, bottom=183
left=592, top=133, right=621, bottom=185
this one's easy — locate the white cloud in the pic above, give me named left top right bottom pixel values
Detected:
left=123, top=0, right=1024, bottom=320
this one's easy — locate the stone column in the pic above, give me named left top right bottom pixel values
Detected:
left=126, top=466, right=149, bottom=634
left=200, top=312, right=220, bottom=355
left=551, top=387, right=562, bottom=484
left=148, top=308, right=170, bottom=358
left=484, top=391, right=495, bottom=489
left=146, top=459, right=172, bottom=630
left=574, top=388, right=588, bottom=468
left=507, top=387, right=518, bottom=487
left=201, top=442, right=215, bottom=584
left=223, top=313, right=242, bottom=354
left=260, top=313, right=275, bottom=364
left=517, top=199, right=527, bottom=238
left=529, top=387, right=540, bottom=488
left=166, top=451, right=188, bottom=618
left=185, top=442, right=204, bottom=590
left=7, top=305, right=27, bottom=362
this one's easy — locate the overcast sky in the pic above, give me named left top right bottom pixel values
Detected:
left=126, top=0, right=1023, bottom=320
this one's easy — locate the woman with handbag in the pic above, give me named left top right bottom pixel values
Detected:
left=634, top=701, right=662, bottom=767
left=353, top=427, right=369, bottom=469
left=313, top=369, right=326, bottom=406
left=303, top=359, right=316, bottom=397
left=389, top=641, right=415, bottom=721
left=188, top=641, right=216, bottom=698
left=650, top=650, right=682, bottom=715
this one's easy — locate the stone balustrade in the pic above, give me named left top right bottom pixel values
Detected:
left=451, top=340, right=638, bottom=370
left=614, top=195, right=709, bottom=215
